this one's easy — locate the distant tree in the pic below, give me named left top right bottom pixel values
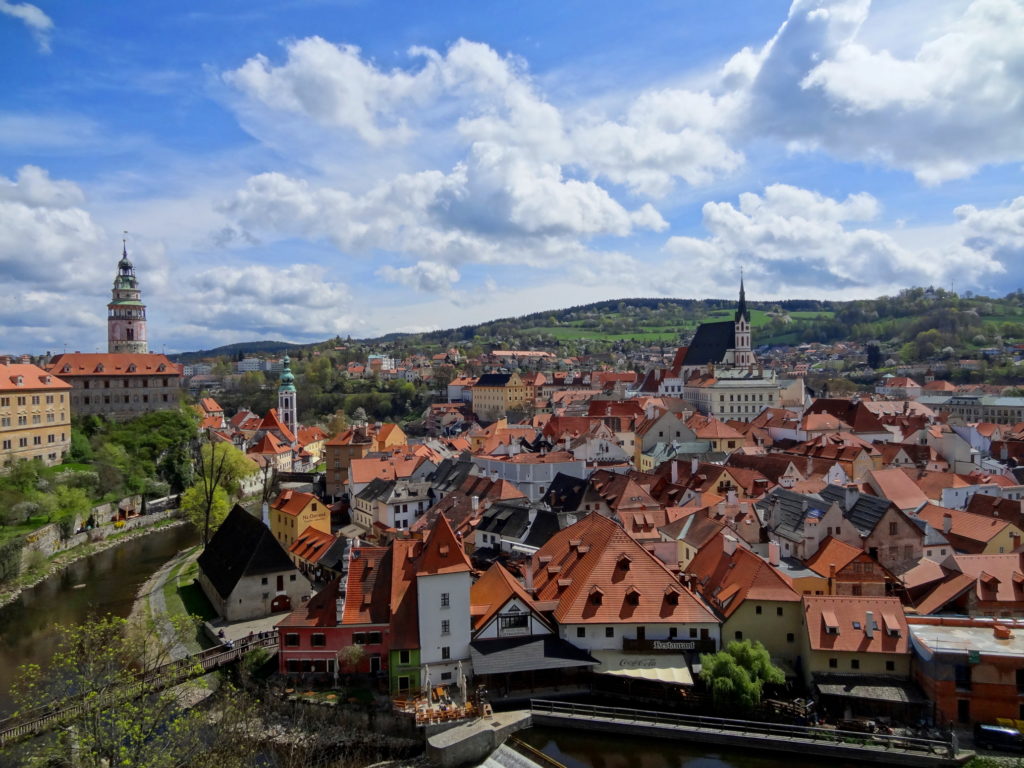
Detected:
left=866, top=343, right=882, bottom=369
left=699, top=640, right=784, bottom=709
left=325, top=410, right=349, bottom=437
left=351, top=406, right=369, bottom=424
left=181, top=483, right=230, bottom=537
left=189, top=437, right=257, bottom=545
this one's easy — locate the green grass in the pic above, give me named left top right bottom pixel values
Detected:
left=161, top=548, right=217, bottom=650
left=789, top=310, right=836, bottom=319
left=0, top=515, right=51, bottom=545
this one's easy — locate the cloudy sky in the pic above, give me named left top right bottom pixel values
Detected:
left=2, top=0, right=1023, bottom=354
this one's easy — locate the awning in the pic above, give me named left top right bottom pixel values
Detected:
left=591, top=651, right=693, bottom=686
left=470, top=635, right=598, bottom=676
left=814, top=675, right=928, bottom=704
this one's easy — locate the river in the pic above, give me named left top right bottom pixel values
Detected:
left=0, top=523, right=199, bottom=716
left=516, top=726, right=859, bottom=768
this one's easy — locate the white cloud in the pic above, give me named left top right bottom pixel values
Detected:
left=955, top=196, right=1024, bottom=257
left=0, top=0, right=52, bottom=53
left=663, top=183, right=1004, bottom=294
left=176, top=263, right=358, bottom=342
left=378, top=260, right=460, bottom=293
left=0, top=165, right=104, bottom=287
left=748, top=0, right=1024, bottom=183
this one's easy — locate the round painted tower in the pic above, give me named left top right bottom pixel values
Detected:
left=278, top=354, right=297, bottom=442
left=107, top=242, right=148, bottom=354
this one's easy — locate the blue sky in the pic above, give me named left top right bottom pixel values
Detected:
left=1, top=0, right=1023, bottom=354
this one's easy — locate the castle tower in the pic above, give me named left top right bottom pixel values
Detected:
left=733, top=272, right=753, bottom=367
left=107, top=241, right=148, bottom=354
left=278, top=354, right=297, bottom=445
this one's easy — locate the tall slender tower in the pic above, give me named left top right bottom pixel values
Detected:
left=107, top=241, right=148, bottom=354
left=278, top=354, right=297, bottom=444
left=733, top=272, right=753, bottom=367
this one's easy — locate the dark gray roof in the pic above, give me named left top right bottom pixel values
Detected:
left=475, top=373, right=513, bottom=387
left=356, top=476, right=395, bottom=502
left=197, top=505, right=297, bottom=599
left=542, top=472, right=589, bottom=512
left=819, top=484, right=892, bottom=536
left=522, top=509, right=561, bottom=548
left=683, top=320, right=735, bottom=366
left=477, top=499, right=532, bottom=539
left=758, top=488, right=830, bottom=543
left=428, top=454, right=477, bottom=495
left=470, top=635, right=598, bottom=675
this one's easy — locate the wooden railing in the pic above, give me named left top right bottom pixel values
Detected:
left=0, top=633, right=277, bottom=746
left=529, top=699, right=957, bottom=759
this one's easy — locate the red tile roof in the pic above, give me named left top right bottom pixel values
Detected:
left=804, top=536, right=865, bottom=578
left=271, top=490, right=320, bottom=517
left=276, top=576, right=342, bottom=628
left=47, top=352, right=182, bottom=377
left=470, top=562, right=542, bottom=632
left=687, top=533, right=800, bottom=618
left=0, top=363, right=72, bottom=391
left=802, top=595, right=909, bottom=654
left=342, top=546, right=391, bottom=626
left=249, top=432, right=292, bottom=456
left=259, top=408, right=296, bottom=445
left=200, top=397, right=223, bottom=413
left=531, top=513, right=718, bottom=625
left=289, top=525, right=338, bottom=564
left=415, top=514, right=473, bottom=576
left=915, top=503, right=1014, bottom=551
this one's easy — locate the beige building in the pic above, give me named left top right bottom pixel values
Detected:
left=470, top=372, right=532, bottom=421
left=0, top=363, right=72, bottom=469
left=269, top=489, right=330, bottom=551
left=47, top=352, right=183, bottom=421
left=684, top=367, right=781, bottom=423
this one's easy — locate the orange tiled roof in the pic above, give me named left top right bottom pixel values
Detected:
left=0, top=363, right=71, bottom=392
left=47, top=352, right=182, bottom=377
left=271, top=489, right=319, bottom=516
left=531, top=513, right=718, bottom=625
left=249, top=432, right=291, bottom=456
left=200, top=397, right=223, bottom=413
left=415, top=514, right=472, bottom=576
left=687, top=533, right=800, bottom=618
left=470, top=562, right=542, bottom=631
left=297, top=425, right=327, bottom=446
left=804, top=536, right=864, bottom=577
left=916, top=503, right=1013, bottom=548
left=258, top=408, right=296, bottom=444
left=342, top=546, right=391, bottom=626
left=803, top=595, right=909, bottom=654
left=349, top=454, right=424, bottom=484
left=289, top=525, right=337, bottom=564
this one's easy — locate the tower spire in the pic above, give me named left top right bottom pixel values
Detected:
left=736, top=268, right=749, bottom=323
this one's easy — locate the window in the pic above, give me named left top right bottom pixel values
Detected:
left=312, top=633, right=326, bottom=647
left=31, top=395, right=39, bottom=405
left=289, top=574, right=296, bottom=582
left=399, top=650, right=411, bottom=665
left=851, top=659, right=860, bottom=670
left=353, top=633, right=366, bottom=645
left=441, top=646, right=451, bottom=660
left=954, top=664, right=972, bottom=691
left=605, top=627, right=614, bottom=638
left=886, top=661, right=895, bottom=672
left=440, top=592, right=450, bottom=608
left=284, top=633, right=300, bottom=647
left=441, top=620, right=450, bottom=635
left=828, top=658, right=838, bottom=669
left=261, top=577, right=269, bottom=585
left=734, top=630, right=743, bottom=640
left=755, top=605, right=762, bottom=615
left=889, top=521, right=898, bottom=536
left=786, top=633, right=795, bottom=643
left=776, top=607, right=783, bottom=617
left=668, top=628, right=677, bottom=639
left=1, top=441, right=9, bottom=450
left=576, top=627, right=586, bottom=638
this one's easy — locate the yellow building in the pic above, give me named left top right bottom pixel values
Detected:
left=470, top=372, right=531, bottom=421
left=269, top=490, right=330, bottom=550
left=0, top=363, right=72, bottom=469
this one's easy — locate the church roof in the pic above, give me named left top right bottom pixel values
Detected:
left=198, top=505, right=297, bottom=599
left=682, top=320, right=735, bottom=366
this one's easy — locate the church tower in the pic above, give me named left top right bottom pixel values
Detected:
left=278, top=355, right=297, bottom=445
left=107, top=241, right=148, bottom=354
left=733, top=273, right=753, bottom=367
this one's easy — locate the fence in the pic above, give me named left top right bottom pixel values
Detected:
left=529, top=699, right=956, bottom=760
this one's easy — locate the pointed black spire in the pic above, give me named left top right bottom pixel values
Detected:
left=735, top=269, right=749, bottom=323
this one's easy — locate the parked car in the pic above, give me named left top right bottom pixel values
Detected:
left=974, top=723, right=1024, bottom=752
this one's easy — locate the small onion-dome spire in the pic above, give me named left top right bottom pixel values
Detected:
left=279, top=354, right=296, bottom=391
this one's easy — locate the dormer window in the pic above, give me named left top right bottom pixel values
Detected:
left=822, top=608, right=840, bottom=635
left=439, top=544, right=450, bottom=557
left=626, top=586, right=641, bottom=606
left=128, top=364, right=136, bottom=373
left=664, top=587, right=680, bottom=605
left=589, top=586, right=603, bottom=605
left=157, top=364, right=166, bottom=372
left=95, top=364, right=104, bottom=373
left=617, top=554, right=632, bottom=571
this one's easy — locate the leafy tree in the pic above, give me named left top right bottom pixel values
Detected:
left=351, top=406, right=369, bottom=424
left=699, top=639, right=784, bottom=709
left=53, top=485, right=92, bottom=537
left=11, top=615, right=260, bottom=768
left=181, top=483, right=230, bottom=536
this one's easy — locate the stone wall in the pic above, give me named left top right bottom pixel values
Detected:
left=19, top=505, right=181, bottom=571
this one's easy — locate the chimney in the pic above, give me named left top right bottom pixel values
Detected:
left=943, top=512, right=953, bottom=534
left=865, top=610, right=874, bottom=639
left=768, top=540, right=780, bottom=566
left=261, top=501, right=270, bottom=527
left=524, top=565, right=534, bottom=594
left=335, top=597, right=344, bottom=624
left=844, top=484, right=859, bottom=510
left=471, top=495, right=480, bottom=512
left=828, top=563, right=836, bottom=580
left=646, top=403, right=655, bottom=420
left=723, top=535, right=737, bottom=556
left=691, top=457, right=699, bottom=475
left=727, top=489, right=738, bottom=505
left=671, top=461, right=678, bottom=485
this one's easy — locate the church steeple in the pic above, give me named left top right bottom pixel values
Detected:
left=735, top=269, right=750, bottom=324
left=107, top=239, right=148, bottom=354
left=277, top=354, right=297, bottom=445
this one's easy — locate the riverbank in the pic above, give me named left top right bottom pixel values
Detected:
left=0, top=515, right=186, bottom=611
